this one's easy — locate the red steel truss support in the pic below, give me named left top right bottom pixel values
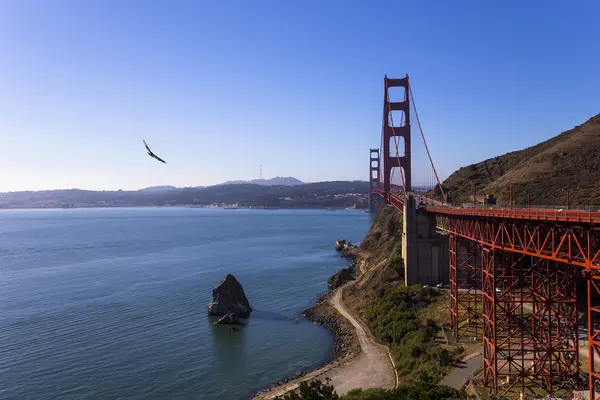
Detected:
left=481, top=247, right=579, bottom=396
left=586, top=268, right=600, bottom=400
left=439, top=215, right=587, bottom=396
left=450, top=235, right=482, bottom=341
left=482, top=247, right=497, bottom=393
left=434, top=215, right=600, bottom=270
left=529, top=257, right=579, bottom=394
left=482, top=248, right=534, bottom=395
left=382, top=75, right=411, bottom=193
left=450, top=235, right=457, bottom=336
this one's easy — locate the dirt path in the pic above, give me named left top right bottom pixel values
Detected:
left=321, top=283, right=396, bottom=394
left=254, top=279, right=396, bottom=399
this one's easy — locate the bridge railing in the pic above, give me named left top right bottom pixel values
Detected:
left=457, top=203, right=600, bottom=212
left=426, top=204, right=600, bottom=224
left=369, top=188, right=600, bottom=214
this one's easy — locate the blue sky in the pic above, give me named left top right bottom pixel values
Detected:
left=0, top=1, right=598, bottom=191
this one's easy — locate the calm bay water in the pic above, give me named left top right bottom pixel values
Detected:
left=0, top=207, right=370, bottom=400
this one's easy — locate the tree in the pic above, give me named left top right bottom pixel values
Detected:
left=274, top=378, right=339, bottom=400
left=274, top=380, right=467, bottom=400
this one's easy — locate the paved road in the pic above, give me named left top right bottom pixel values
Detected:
left=441, top=352, right=483, bottom=389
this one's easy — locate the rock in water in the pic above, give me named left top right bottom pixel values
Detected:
left=207, top=274, right=252, bottom=318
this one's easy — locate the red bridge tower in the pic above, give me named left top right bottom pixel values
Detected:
left=382, top=75, right=411, bottom=193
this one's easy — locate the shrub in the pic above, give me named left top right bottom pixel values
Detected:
left=274, top=378, right=339, bottom=400
left=364, top=286, right=460, bottom=383
left=275, top=380, right=467, bottom=400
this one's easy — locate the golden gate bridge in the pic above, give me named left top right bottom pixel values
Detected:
left=369, top=75, right=600, bottom=399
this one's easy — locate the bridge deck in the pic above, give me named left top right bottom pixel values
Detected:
left=373, top=189, right=600, bottom=224
left=426, top=205, right=600, bottom=224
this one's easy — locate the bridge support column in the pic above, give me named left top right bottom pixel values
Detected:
left=482, top=248, right=579, bottom=397
left=482, top=247, right=498, bottom=394
left=529, top=257, right=579, bottom=394
left=450, top=236, right=482, bottom=341
left=402, top=195, right=448, bottom=286
left=585, top=269, right=600, bottom=400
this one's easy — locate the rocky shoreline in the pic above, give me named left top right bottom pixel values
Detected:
left=253, top=241, right=362, bottom=398
left=252, top=291, right=359, bottom=398
left=302, top=293, right=358, bottom=360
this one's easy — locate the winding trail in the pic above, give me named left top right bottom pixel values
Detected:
left=321, top=282, right=396, bottom=394
left=254, top=276, right=395, bottom=399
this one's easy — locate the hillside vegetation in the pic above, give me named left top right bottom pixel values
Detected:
left=348, top=206, right=463, bottom=384
left=275, top=379, right=464, bottom=400
left=441, top=113, right=600, bottom=206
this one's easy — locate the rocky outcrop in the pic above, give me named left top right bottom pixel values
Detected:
left=208, top=274, right=252, bottom=319
left=335, top=239, right=360, bottom=260
left=335, top=239, right=348, bottom=251
left=335, top=239, right=358, bottom=252
left=328, top=266, right=355, bottom=289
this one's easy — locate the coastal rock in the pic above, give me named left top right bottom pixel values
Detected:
left=327, top=267, right=355, bottom=289
left=303, top=295, right=357, bottom=360
left=335, top=239, right=359, bottom=259
left=215, top=312, right=239, bottom=325
left=334, top=239, right=347, bottom=251
left=208, top=274, right=252, bottom=318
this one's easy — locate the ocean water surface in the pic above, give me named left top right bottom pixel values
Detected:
left=0, top=207, right=370, bottom=399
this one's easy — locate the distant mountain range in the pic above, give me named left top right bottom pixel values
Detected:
left=139, top=185, right=180, bottom=192
left=218, top=177, right=304, bottom=186
left=136, top=177, right=303, bottom=192
left=0, top=181, right=368, bottom=210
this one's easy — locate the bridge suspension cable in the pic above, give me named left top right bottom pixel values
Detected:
left=408, top=81, right=445, bottom=200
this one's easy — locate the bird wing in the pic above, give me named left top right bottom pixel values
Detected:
left=143, top=140, right=152, bottom=153
left=151, top=153, right=167, bottom=164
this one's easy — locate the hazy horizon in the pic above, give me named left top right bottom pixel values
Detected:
left=0, top=177, right=359, bottom=194
left=1, top=1, right=598, bottom=192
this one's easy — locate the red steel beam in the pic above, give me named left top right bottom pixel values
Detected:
left=435, top=213, right=594, bottom=396
left=482, top=247, right=498, bottom=392
left=481, top=248, right=579, bottom=396
left=450, top=236, right=482, bottom=341
left=428, top=205, right=600, bottom=225
left=586, top=269, right=600, bottom=400
left=434, top=214, right=600, bottom=270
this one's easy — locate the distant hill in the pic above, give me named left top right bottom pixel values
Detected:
left=219, top=177, right=303, bottom=186
left=139, top=185, right=179, bottom=192
left=0, top=181, right=367, bottom=209
left=440, top=113, right=600, bottom=206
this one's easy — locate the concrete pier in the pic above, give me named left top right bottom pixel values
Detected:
left=402, top=195, right=449, bottom=286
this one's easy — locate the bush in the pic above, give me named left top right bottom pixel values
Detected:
left=388, top=256, right=404, bottom=280
left=274, top=378, right=339, bottom=400
left=277, top=380, right=467, bottom=400
left=364, top=286, right=459, bottom=383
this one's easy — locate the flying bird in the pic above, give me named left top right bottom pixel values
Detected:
left=143, top=140, right=167, bottom=164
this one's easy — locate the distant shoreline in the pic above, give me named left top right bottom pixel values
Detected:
left=0, top=205, right=368, bottom=211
